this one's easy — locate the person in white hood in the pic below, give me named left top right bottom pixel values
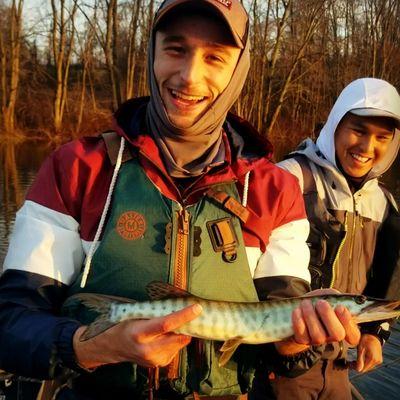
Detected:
left=273, top=78, right=400, bottom=399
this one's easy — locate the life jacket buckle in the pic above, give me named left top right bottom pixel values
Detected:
left=206, top=218, right=238, bottom=263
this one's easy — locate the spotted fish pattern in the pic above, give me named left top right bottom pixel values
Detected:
left=65, top=282, right=400, bottom=366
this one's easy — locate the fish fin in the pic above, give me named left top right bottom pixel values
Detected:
left=64, top=292, right=135, bottom=314
left=146, top=281, right=192, bottom=300
left=218, top=338, right=244, bottom=367
left=63, top=293, right=136, bottom=341
left=79, top=316, right=117, bottom=341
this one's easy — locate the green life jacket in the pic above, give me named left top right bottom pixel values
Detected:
left=63, top=151, right=260, bottom=398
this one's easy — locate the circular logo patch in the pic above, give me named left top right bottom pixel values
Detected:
left=116, top=211, right=146, bottom=240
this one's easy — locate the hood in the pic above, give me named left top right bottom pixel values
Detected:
left=316, top=78, right=400, bottom=178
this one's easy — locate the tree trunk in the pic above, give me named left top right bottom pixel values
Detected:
left=51, top=0, right=77, bottom=135
left=1, top=0, right=23, bottom=136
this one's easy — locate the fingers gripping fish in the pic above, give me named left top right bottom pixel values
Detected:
left=63, top=282, right=400, bottom=366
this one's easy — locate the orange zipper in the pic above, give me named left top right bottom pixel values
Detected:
left=167, top=206, right=190, bottom=380
left=174, top=207, right=190, bottom=290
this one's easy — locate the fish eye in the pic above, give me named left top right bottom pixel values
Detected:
left=355, top=295, right=366, bottom=304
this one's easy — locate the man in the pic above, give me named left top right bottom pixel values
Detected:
left=0, top=1, right=360, bottom=399
left=275, top=77, right=400, bottom=399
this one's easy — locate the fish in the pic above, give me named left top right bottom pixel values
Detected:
left=63, top=281, right=400, bottom=366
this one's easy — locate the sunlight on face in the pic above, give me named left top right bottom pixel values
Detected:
left=335, top=113, right=395, bottom=178
left=154, top=13, right=241, bottom=129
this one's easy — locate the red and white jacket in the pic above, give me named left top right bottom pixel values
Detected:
left=0, top=98, right=310, bottom=378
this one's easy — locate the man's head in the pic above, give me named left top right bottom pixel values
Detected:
left=153, top=7, right=242, bottom=128
left=148, top=0, right=249, bottom=131
left=316, top=78, right=400, bottom=179
left=334, top=113, right=397, bottom=178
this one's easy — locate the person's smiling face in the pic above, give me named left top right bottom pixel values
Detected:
left=153, top=12, right=241, bottom=130
left=334, top=113, right=395, bottom=178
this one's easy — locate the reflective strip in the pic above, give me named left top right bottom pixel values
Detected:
left=3, top=201, right=84, bottom=285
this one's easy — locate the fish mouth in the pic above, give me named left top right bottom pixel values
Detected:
left=363, top=298, right=400, bottom=311
left=356, top=298, right=400, bottom=324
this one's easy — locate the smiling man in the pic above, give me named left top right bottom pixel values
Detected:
left=153, top=11, right=241, bottom=129
left=275, top=78, right=400, bottom=399
left=335, top=112, right=395, bottom=179
left=0, top=1, right=363, bottom=400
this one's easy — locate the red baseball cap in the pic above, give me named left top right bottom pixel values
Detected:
left=154, top=0, right=249, bottom=49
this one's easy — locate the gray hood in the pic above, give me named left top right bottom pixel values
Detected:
left=315, top=78, right=400, bottom=179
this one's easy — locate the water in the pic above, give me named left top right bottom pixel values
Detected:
left=0, top=142, right=50, bottom=267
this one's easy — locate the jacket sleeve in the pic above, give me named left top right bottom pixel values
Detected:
left=251, top=170, right=323, bottom=378
left=276, top=158, right=305, bottom=193
left=252, top=168, right=311, bottom=299
left=0, top=139, right=109, bottom=379
left=253, top=219, right=311, bottom=300
left=0, top=270, right=82, bottom=379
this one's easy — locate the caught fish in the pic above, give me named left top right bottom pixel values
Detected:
left=64, top=282, right=400, bottom=366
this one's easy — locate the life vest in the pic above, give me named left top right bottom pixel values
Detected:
left=292, top=154, right=400, bottom=298
left=291, top=155, right=345, bottom=290
left=63, top=139, right=260, bottom=398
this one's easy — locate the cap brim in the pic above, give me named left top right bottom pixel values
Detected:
left=350, top=108, right=400, bottom=129
left=154, top=0, right=244, bottom=49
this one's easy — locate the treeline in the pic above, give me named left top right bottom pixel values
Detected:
left=0, top=0, right=400, bottom=157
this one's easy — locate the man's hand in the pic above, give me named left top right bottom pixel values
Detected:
left=350, top=333, right=383, bottom=373
left=73, top=304, right=202, bottom=369
left=292, top=298, right=361, bottom=346
left=275, top=289, right=361, bottom=355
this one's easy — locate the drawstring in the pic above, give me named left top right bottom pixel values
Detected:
left=242, top=170, right=250, bottom=207
left=80, top=137, right=126, bottom=288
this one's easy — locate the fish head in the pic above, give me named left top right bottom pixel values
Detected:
left=345, top=295, right=400, bottom=324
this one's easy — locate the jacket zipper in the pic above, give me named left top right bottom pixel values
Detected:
left=345, top=194, right=360, bottom=290
left=174, top=205, right=190, bottom=290
left=346, top=210, right=358, bottom=290
left=138, top=151, right=241, bottom=380
left=167, top=205, right=190, bottom=380
left=330, top=212, right=348, bottom=287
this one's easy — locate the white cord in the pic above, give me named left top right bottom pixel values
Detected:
left=80, top=137, right=126, bottom=288
left=242, top=170, right=250, bottom=207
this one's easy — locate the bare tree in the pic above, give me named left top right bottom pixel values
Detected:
left=125, top=0, right=142, bottom=99
left=2, top=0, right=400, bottom=155
left=50, top=0, right=78, bottom=135
left=0, top=0, right=23, bottom=136
left=75, top=22, right=96, bottom=135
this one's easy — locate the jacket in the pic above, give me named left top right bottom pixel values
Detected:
left=278, top=79, right=400, bottom=295
left=0, top=98, right=311, bottom=387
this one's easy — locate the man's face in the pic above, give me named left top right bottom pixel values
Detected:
left=154, top=13, right=241, bottom=129
left=334, top=113, right=395, bottom=178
